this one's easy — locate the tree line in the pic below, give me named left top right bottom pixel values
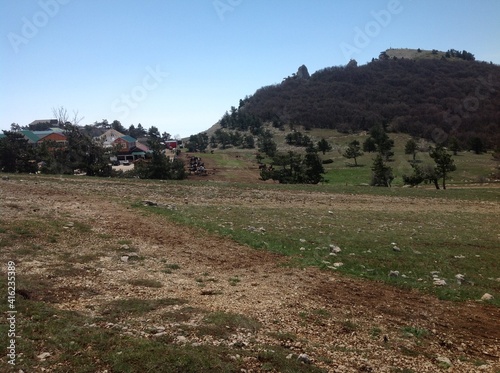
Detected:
left=0, top=122, right=186, bottom=180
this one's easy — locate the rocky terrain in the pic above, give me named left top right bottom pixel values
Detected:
left=1, top=175, right=499, bottom=372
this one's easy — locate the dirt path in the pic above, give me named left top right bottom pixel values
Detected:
left=1, top=176, right=499, bottom=372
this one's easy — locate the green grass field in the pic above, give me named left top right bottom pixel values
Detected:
left=136, top=130, right=500, bottom=306
left=256, top=129, right=498, bottom=187
left=141, top=188, right=499, bottom=305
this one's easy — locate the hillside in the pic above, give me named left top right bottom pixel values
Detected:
left=222, top=49, right=500, bottom=149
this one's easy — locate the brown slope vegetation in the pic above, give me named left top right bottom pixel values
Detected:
left=238, top=56, right=500, bottom=149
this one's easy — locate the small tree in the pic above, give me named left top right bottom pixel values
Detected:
left=148, top=126, right=161, bottom=139
left=403, top=163, right=425, bottom=187
left=363, top=137, right=377, bottom=153
left=258, top=131, right=277, bottom=157
left=242, top=134, right=255, bottom=149
left=404, top=138, right=418, bottom=162
left=343, top=140, right=363, bottom=166
left=429, top=145, right=456, bottom=189
left=317, top=138, right=332, bottom=155
left=366, top=124, right=394, bottom=161
left=111, top=120, right=127, bottom=134
left=63, top=124, right=111, bottom=176
left=214, top=129, right=231, bottom=149
left=448, top=137, right=460, bottom=155
left=10, top=123, right=21, bottom=132
left=469, top=137, right=485, bottom=154
left=142, top=137, right=171, bottom=179
left=0, top=132, right=38, bottom=173
left=303, top=145, right=325, bottom=184
left=187, top=133, right=209, bottom=152
left=371, top=154, right=393, bottom=187
left=403, top=163, right=441, bottom=189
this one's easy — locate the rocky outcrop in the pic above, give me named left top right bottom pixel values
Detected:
left=296, top=64, right=310, bottom=79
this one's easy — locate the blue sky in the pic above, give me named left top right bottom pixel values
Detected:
left=1, top=0, right=499, bottom=138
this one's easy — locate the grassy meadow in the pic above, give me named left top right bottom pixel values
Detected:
left=140, top=183, right=499, bottom=306
left=150, top=129, right=499, bottom=304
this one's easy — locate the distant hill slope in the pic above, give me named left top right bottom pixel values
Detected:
left=231, top=49, right=500, bottom=148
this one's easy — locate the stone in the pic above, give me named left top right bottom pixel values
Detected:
left=329, top=244, right=341, bottom=253
left=481, top=293, right=493, bottom=301
left=37, top=352, right=51, bottom=361
left=436, top=356, right=452, bottom=366
left=388, top=270, right=399, bottom=277
left=297, top=353, right=311, bottom=364
left=143, top=200, right=158, bottom=206
left=455, top=274, right=465, bottom=284
left=433, top=279, right=447, bottom=286
left=153, top=332, right=167, bottom=337
left=392, top=245, right=401, bottom=252
left=121, top=253, right=139, bottom=262
left=333, top=262, right=343, bottom=268
left=176, top=336, right=188, bottom=343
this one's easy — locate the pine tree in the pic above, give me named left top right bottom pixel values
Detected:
left=404, top=138, right=418, bottom=162
left=343, top=140, right=363, bottom=166
left=317, top=138, right=332, bottom=155
left=371, top=154, right=393, bottom=187
left=0, top=132, right=38, bottom=173
left=429, top=145, right=456, bottom=189
left=303, top=145, right=325, bottom=184
left=258, top=131, right=277, bottom=157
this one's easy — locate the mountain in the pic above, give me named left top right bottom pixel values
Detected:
left=228, top=49, right=500, bottom=149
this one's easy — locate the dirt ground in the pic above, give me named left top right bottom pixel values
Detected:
left=1, top=175, right=499, bottom=372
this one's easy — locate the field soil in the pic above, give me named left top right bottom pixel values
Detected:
left=1, top=175, right=499, bottom=372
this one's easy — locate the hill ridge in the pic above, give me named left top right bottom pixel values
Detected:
left=211, top=50, right=500, bottom=149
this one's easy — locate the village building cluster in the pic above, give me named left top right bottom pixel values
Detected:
left=0, top=120, right=182, bottom=167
